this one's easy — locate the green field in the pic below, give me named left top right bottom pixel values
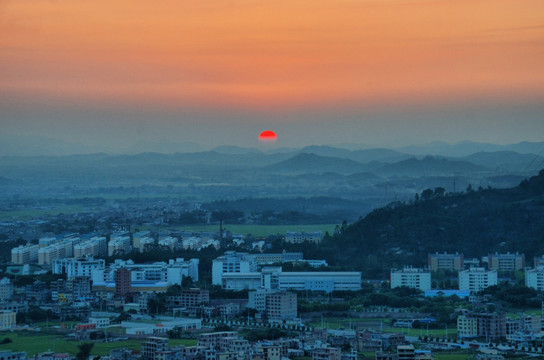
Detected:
left=358, top=352, right=375, bottom=359
left=0, top=205, right=91, bottom=221
left=307, top=317, right=458, bottom=338
left=0, top=332, right=197, bottom=356
left=161, top=224, right=336, bottom=237
left=434, top=352, right=474, bottom=360
left=383, top=327, right=458, bottom=337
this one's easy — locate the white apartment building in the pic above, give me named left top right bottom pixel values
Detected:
left=182, top=236, right=203, bottom=250
left=158, top=237, right=178, bottom=251
left=133, top=231, right=151, bottom=250
left=52, top=257, right=106, bottom=278
left=285, top=231, right=322, bottom=244
left=38, top=239, right=78, bottom=265
left=487, top=252, right=525, bottom=271
left=91, top=258, right=199, bottom=286
left=390, top=267, right=431, bottom=291
left=74, top=236, right=107, bottom=258
left=11, top=244, right=39, bottom=264
left=526, top=266, right=544, bottom=291
left=38, top=237, right=57, bottom=247
left=457, top=315, right=478, bottom=338
left=212, top=252, right=257, bottom=285
left=459, top=267, right=497, bottom=292
left=0, top=278, right=13, bottom=301
left=108, top=236, right=132, bottom=256
left=139, top=237, right=155, bottom=253
left=222, top=267, right=361, bottom=293
left=0, top=311, right=16, bottom=330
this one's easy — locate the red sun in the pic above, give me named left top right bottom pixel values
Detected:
left=258, top=130, right=278, bottom=143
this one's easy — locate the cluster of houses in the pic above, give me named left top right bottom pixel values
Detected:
left=5, top=231, right=544, bottom=360
left=0, top=329, right=436, bottom=360
left=391, top=252, right=544, bottom=293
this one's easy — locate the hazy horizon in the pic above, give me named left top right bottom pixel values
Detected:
left=2, top=0, right=544, bottom=152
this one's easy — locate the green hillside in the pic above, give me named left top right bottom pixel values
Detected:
left=299, top=169, right=544, bottom=277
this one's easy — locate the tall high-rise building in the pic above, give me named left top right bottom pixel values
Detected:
left=115, top=268, right=131, bottom=297
left=428, top=252, right=464, bottom=271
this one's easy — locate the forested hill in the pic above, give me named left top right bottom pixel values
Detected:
left=305, top=169, right=544, bottom=278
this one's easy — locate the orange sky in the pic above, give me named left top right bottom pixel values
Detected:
left=2, top=0, right=544, bottom=109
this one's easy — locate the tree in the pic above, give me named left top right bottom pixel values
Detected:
left=434, top=187, right=446, bottom=197
left=77, top=343, right=94, bottom=360
left=421, top=189, right=434, bottom=201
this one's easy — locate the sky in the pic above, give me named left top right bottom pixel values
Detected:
left=1, top=0, right=544, bottom=151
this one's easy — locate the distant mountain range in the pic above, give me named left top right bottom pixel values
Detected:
left=1, top=135, right=543, bottom=159
left=375, top=156, right=487, bottom=176
left=396, top=140, right=544, bottom=157
left=264, top=153, right=368, bottom=174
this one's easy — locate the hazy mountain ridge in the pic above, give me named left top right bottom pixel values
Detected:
left=375, top=156, right=488, bottom=176
left=1, top=135, right=543, bottom=158
left=396, top=140, right=544, bottom=157
left=0, top=146, right=540, bottom=207
left=264, top=153, right=368, bottom=174
left=459, top=151, right=544, bottom=172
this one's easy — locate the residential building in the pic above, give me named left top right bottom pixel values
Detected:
left=38, top=237, right=57, bottom=247
left=52, top=257, right=105, bottom=278
left=158, top=237, right=178, bottom=251
left=256, top=343, right=281, bottom=360
left=142, top=337, right=169, bottom=360
left=312, top=347, right=341, bottom=360
left=487, top=252, right=525, bottom=271
left=0, top=278, right=14, bottom=301
left=0, top=303, right=28, bottom=314
left=525, top=266, right=544, bottom=291
left=11, top=244, right=39, bottom=264
left=459, top=268, right=497, bottom=292
left=248, top=288, right=276, bottom=313
left=521, top=314, right=541, bottom=333
left=91, top=258, right=199, bottom=289
left=265, top=291, right=297, bottom=320
left=38, top=238, right=80, bottom=265
left=108, top=236, right=132, bottom=256
left=133, top=231, right=152, bottom=249
left=0, top=351, right=26, bottom=360
left=428, top=252, right=464, bottom=271
left=397, top=345, right=415, bottom=360
left=390, top=268, right=431, bottom=291
left=139, top=237, right=155, bottom=253
left=457, top=315, right=478, bottom=338
left=0, top=311, right=16, bottom=330
left=115, top=268, right=131, bottom=297
left=199, top=332, right=239, bottom=350
left=166, top=288, right=210, bottom=311
left=459, top=312, right=506, bottom=340
left=534, top=255, right=544, bottom=267
left=74, top=236, right=107, bottom=258
left=212, top=252, right=258, bottom=286
left=88, top=316, right=110, bottom=328
left=285, top=231, right=322, bottom=244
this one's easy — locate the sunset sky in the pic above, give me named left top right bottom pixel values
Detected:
left=1, top=0, right=544, bottom=150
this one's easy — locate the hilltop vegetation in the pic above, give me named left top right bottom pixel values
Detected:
left=290, top=170, right=544, bottom=278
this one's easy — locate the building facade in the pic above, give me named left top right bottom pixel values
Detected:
left=390, top=268, right=431, bottom=291
left=428, top=252, right=464, bottom=271
left=459, top=268, right=497, bottom=292
left=525, top=266, right=544, bottom=291
left=487, top=252, right=525, bottom=271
